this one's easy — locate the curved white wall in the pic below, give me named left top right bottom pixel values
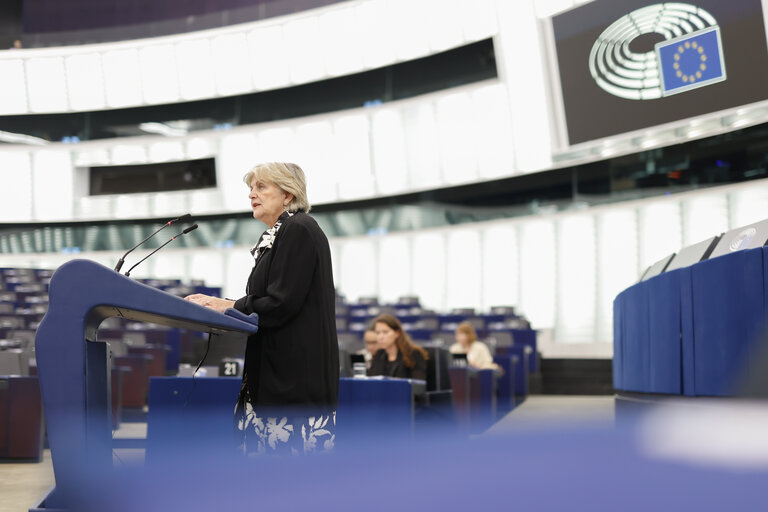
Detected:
left=0, top=80, right=515, bottom=222
left=0, top=0, right=497, bottom=115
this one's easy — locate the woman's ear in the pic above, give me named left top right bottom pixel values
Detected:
left=283, top=191, right=295, bottom=206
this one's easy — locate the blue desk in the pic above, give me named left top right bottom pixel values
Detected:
left=614, top=247, right=767, bottom=396
left=337, top=377, right=425, bottom=443
left=146, top=376, right=242, bottom=461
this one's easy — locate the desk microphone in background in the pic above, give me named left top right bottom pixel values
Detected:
left=124, top=224, right=198, bottom=277
left=113, top=213, right=192, bottom=272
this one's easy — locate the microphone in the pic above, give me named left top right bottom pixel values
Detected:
left=114, top=214, right=192, bottom=272
left=124, top=224, right=198, bottom=277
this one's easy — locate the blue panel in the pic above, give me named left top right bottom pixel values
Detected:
left=612, top=290, right=624, bottom=390
left=146, top=376, right=242, bottom=461
left=164, top=328, right=181, bottom=372
left=493, top=355, right=515, bottom=414
left=621, top=282, right=650, bottom=392
left=679, top=267, right=696, bottom=396
left=337, top=377, right=416, bottom=442
left=511, top=329, right=538, bottom=373
left=646, top=270, right=682, bottom=394
left=691, top=248, right=764, bottom=396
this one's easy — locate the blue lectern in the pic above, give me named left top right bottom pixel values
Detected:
left=34, top=259, right=258, bottom=510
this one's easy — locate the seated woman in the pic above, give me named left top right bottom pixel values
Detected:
left=449, top=321, right=497, bottom=370
left=357, top=327, right=379, bottom=370
left=367, top=314, right=428, bottom=381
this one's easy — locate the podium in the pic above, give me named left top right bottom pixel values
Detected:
left=34, top=259, right=259, bottom=510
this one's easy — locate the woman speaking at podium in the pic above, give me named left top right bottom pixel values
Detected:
left=185, top=162, right=339, bottom=455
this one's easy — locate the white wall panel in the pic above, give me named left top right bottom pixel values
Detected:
left=463, top=0, right=499, bottom=41
left=32, top=150, right=74, bottom=220
left=147, top=251, right=190, bottom=280
left=248, top=24, right=291, bottom=90
left=403, top=102, right=442, bottom=189
left=218, top=132, right=259, bottom=210
left=682, top=194, right=729, bottom=246
left=596, top=209, right=638, bottom=343
left=338, top=239, right=378, bottom=301
left=355, top=1, right=397, bottom=70
left=73, top=148, right=111, bottom=167
left=185, top=137, right=215, bottom=160
left=212, top=33, right=253, bottom=96
left=110, top=144, right=147, bottom=165
left=334, top=114, right=374, bottom=200
left=472, top=84, right=515, bottom=179
left=639, top=201, right=682, bottom=269
left=729, top=184, right=768, bottom=228
left=26, top=57, right=68, bottom=112
left=412, top=232, right=447, bottom=311
left=102, top=49, right=143, bottom=108
left=76, top=195, right=114, bottom=220
left=445, top=230, right=482, bottom=311
left=176, top=39, right=215, bottom=100
left=283, top=17, right=326, bottom=84
left=0, top=59, right=27, bottom=114
left=495, top=0, right=553, bottom=172
left=65, top=54, right=106, bottom=111
left=436, top=91, right=477, bottom=185
left=390, top=0, right=431, bottom=61
left=424, top=0, right=466, bottom=52
left=372, top=108, right=409, bottom=195
left=320, top=7, right=363, bottom=77
left=224, top=250, right=255, bottom=300
left=114, top=194, right=151, bottom=220
left=190, top=251, right=225, bottom=292
left=148, top=142, right=185, bottom=162
left=481, top=224, right=519, bottom=311
left=556, top=214, right=596, bottom=343
left=0, top=151, right=33, bottom=222
left=294, top=121, right=337, bottom=204
left=139, top=44, right=180, bottom=104
left=257, top=126, right=295, bottom=163
left=377, top=236, right=412, bottom=304
left=151, top=192, right=188, bottom=218
left=519, top=220, right=556, bottom=328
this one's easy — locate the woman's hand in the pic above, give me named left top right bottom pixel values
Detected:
left=184, top=293, right=235, bottom=313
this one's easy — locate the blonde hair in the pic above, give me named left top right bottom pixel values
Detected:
left=243, top=162, right=311, bottom=213
left=455, top=321, right=478, bottom=344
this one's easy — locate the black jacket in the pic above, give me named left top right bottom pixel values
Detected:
left=234, top=212, right=339, bottom=411
left=367, top=348, right=426, bottom=381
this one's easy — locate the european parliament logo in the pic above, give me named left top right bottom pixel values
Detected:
left=655, top=27, right=726, bottom=96
left=588, top=3, right=727, bottom=100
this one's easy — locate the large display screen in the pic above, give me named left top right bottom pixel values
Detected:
left=552, top=0, right=768, bottom=145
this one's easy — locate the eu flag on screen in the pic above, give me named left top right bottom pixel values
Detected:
left=655, top=27, right=726, bottom=96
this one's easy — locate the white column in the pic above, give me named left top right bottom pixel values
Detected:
left=494, top=0, right=555, bottom=173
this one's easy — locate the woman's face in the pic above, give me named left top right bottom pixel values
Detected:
left=363, top=330, right=379, bottom=354
left=456, top=331, right=471, bottom=347
left=374, top=322, right=398, bottom=352
left=249, top=176, right=290, bottom=227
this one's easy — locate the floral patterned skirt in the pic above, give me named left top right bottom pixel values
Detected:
left=234, top=383, right=336, bottom=456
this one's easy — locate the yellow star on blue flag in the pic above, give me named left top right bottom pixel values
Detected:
left=655, top=27, right=726, bottom=96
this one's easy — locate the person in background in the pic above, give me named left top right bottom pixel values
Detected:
left=10, top=39, right=22, bottom=50
left=185, top=162, right=338, bottom=455
left=367, top=314, right=428, bottom=380
left=450, top=321, right=497, bottom=370
left=359, top=327, right=379, bottom=370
